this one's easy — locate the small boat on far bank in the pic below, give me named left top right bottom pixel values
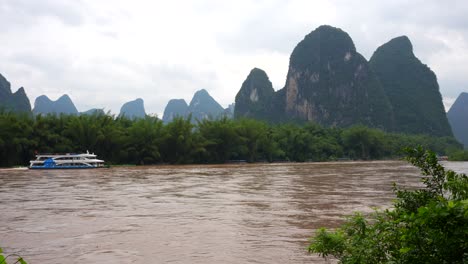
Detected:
left=29, top=151, right=105, bottom=169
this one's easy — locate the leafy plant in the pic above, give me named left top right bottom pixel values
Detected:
left=308, top=147, right=468, bottom=263
left=0, top=247, right=27, bottom=264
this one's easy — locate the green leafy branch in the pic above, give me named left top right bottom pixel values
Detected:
left=308, top=146, right=468, bottom=264
left=0, top=248, right=27, bottom=264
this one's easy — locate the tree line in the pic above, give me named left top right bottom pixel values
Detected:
left=0, top=111, right=463, bottom=167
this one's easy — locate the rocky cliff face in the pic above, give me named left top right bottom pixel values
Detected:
left=0, top=73, right=31, bottom=113
left=188, top=89, right=224, bottom=121
left=119, top=98, right=146, bottom=119
left=234, top=26, right=452, bottom=136
left=448, top=92, right=468, bottom=148
left=370, top=36, right=452, bottom=137
left=33, top=94, right=78, bottom=115
left=162, top=99, right=188, bottom=123
left=283, top=25, right=394, bottom=129
left=234, top=68, right=276, bottom=121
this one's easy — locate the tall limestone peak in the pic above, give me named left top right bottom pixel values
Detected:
left=370, top=36, right=452, bottom=136
left=12, top=87, right=32, bottom=112
left=119, top=98, right=146, bottom=119
left=372, top=35, right=413, bottom=58
left=449, top=92, right=468, bottom=113
left=33, top=94, right=79, bottom=115
left=284, top=25, right=394, bottom=129
left=448, top=92, right=468, bottom=148
left=188, top=89, right=224, bottom=121
left=289, top=25, right=356, bottom=70
left=0, top=74, right=31, bottom=113
left=0, top=73, right=11, bottom=99
left=234, top=68, right=275, bottom=120
left=56, top=94, right=78, bottom=113
left=190, top=89, right=212, bottom=105
left=162, top=99, right=188, bottom=123
left=13, top=87, right=27, bottom=96
left=34, top=95, right=52, bottom=107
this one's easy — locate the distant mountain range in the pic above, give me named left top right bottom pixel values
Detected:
left=0, top=24, right=465, bottom=140
left=162, top=89, right=232, bottom=123
left=0, top=75, right=230, bottom=122
left=234, top=25, right=453, bottom=137
left=33, top=94, right=79, bottom=115
left=448, top=92, right=468, bottom=148
left=32, top=94, right=110, bottom=116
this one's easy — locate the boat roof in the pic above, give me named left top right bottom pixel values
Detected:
left=35, top=153, right=97, bottom=157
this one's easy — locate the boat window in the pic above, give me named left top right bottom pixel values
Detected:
left=56, top=157, right=72, bottom=160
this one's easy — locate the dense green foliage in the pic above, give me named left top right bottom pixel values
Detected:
left=0, top=247, right=27, bottom=264
left=0, top=112, right=462, bottom=167
left=308, top=147, right=468, bottom=263
left=370, top=36, right=452, bottom=137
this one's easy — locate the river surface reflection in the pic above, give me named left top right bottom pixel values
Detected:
left=1, top=161, right=467, bottom=263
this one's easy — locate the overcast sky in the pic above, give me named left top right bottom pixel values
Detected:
left=1, top=0, right=467, bottom=116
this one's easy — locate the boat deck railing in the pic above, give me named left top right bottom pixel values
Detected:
left=36, top=153, right=95, bottom=156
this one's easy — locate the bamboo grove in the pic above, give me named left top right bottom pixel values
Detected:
left=0, top=111, right=463, bottom=167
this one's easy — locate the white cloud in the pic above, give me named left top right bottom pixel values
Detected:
left=0, top=0, right=467, bottom=116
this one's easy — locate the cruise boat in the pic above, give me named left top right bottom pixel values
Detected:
left=29, top=151, right=105, bottom=169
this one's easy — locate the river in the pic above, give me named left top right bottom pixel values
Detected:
left=1, top=161, right=467, bottom=263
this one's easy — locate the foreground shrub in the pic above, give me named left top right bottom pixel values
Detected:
left=308, top=147, right=468, bottom=263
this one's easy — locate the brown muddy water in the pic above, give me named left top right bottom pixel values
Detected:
left=1, top=161, right=467, bottom=263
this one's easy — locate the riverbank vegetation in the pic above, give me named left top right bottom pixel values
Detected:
left=449, top=150, right=468, bottom=161
left=0, top=112, right=463, bottom=167
left=308, top=147, right=468, bottom=263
